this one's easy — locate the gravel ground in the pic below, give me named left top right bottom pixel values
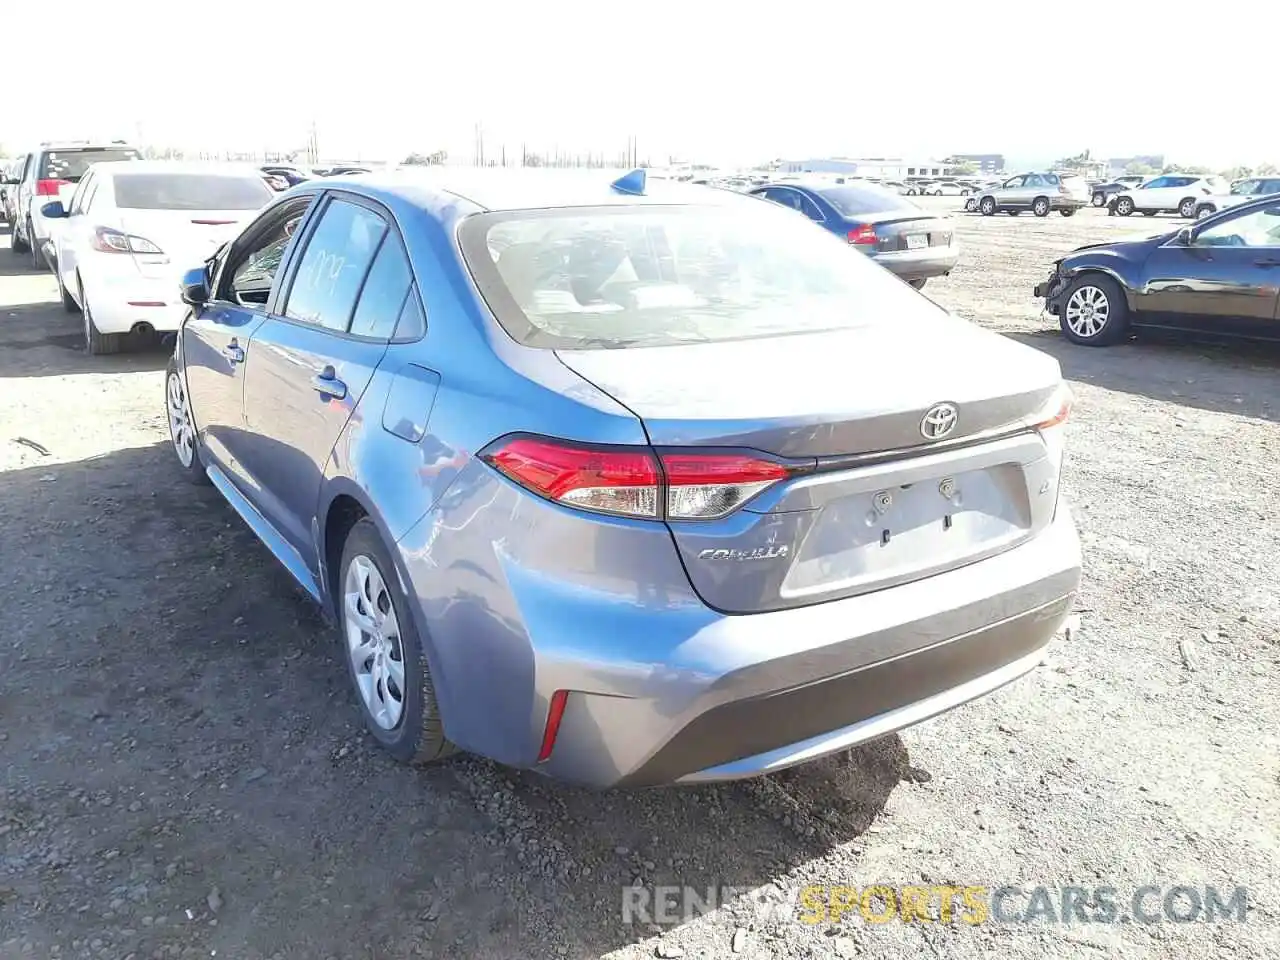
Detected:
left=1, top=201, right=1277, bottom=960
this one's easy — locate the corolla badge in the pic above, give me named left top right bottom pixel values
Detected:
left=697, top=545, right=790, bottom=562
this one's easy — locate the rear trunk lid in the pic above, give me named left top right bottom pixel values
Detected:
left=556, top=323, right=1065, bottom=613
left=117, top=210, right=251, bottom=278
left=866, top=214, right=954, bottom=252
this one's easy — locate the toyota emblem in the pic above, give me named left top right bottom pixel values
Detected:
left=920, top=403, right=959, bottom=440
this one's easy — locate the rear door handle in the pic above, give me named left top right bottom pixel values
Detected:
left=222, top=340, right=245, bottom=364
left=312, top=366, right=347, bottom=400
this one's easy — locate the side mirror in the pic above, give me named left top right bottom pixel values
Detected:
left=41, top=200, right=68, bottom=219
left=180, top=266, right=210, bottom=307
left=1173, top=227, right=1195, bottom=246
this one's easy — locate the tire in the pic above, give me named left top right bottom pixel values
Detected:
left=908, top=278, right=928, bottom=290
left=57, top=266, right=80, bottom=313
left=1007, top=210, right=1021, bottom=216
left=1032, top=197, right=1050, bottom=217
left=1141, top=211, right=1156, bottom=217
left=1115, top=197, right=1134, bottom=216
left=338, top=518, right=455, bottom=766
left=28, top=220, right=44, bottom=270
left=1195, top=204, right=1216, bottom=220
left=1091, top=193, right=1106, bottom=207
left=165, top=356, right=207, bottom=483
left=1059, top=208, right=1076, bottom=217
left=81, top=279, right=127, bottom=356
left=11, top=217, right=29, bottom=254
left=1178, top=198, right=1197, bottom=219
left=965, top=198, right=978, bottom=212
left=1059, top=274, right=1130, bottom=346
left=979, top=196, right=996, bottom=216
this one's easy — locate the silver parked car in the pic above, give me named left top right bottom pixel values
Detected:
left=977, top=172, right=1092, bottom=217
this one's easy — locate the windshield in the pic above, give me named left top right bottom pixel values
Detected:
left=112, top=173, right=273, bottom=210
left=458, top=203, right=942, bottom=349
left=814, top=184, right=917, bottom=216
left=40, top=148, right=140, bottom=182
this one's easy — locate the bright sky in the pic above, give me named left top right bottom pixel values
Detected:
left=8, top=1, right=1277, bottom=169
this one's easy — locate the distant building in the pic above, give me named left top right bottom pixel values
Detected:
left=949, top=153, right=1006, bottom=174
left=777, top=157, right=960, bottom=179
left=1107, top=155, right=1164, bottom=177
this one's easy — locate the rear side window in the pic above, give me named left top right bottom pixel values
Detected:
left=285, top=198, right=387, bottom=332
left=394, top=288, right=426, bottom=341
left=39, top=148, right=141, bottom=182
left=816, top=184, right=915, bottom=216
left=349, top=234, right=413, bottom=339
left=112, top=173, right=271, bottom=211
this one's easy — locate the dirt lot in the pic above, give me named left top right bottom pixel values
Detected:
left=1, top=201, right=1278, bottom=960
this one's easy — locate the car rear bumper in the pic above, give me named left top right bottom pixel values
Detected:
left=400, top=469, right=1081, bottom=787
left=83, top=271, right=188, bottom=334
left=872, top=246, right=960, bottom=280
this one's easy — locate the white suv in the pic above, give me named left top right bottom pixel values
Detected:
left=1111, top=175, right=1229, bottom=219
left=8, top=141, right=141, bottom=269
left=1192, top=177, right=1280, bottom=220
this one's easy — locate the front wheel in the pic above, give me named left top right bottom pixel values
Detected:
left=979, top=196, right=996, bottom=216
left=1091, top=193, right=1106, bottom=207
left=907, top=278, right=928, bottom=290
left=1115, top=197, right=1135, bottom=216
left=1060, top=275, right=1130, bottom=346
left=339, top=519, right=456, bottom=766
left=1059, top=208, right=1076, bottom=217
left=57, top=267, right=79, bottom=312
left=28, top=220, right=43, bottom=270
left=1195, top=204, right=1216, bottom=220
left=166, top=357, right=207, bottom=483
left=10, top=219, right=29, bottom=254
left=1032, top=197, right=1051, bottom=217
left=1178, top=198, right=1198, bottom=219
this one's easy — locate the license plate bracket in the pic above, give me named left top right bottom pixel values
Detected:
left=905, top=233, right=929, bottom=250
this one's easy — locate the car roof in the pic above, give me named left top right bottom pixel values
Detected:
left=316, top=168, right=752, bottom=214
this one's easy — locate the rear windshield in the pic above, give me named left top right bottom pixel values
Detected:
left=813, top=184, right=917, bottom=216
left=112, top=173, right=272, bottom=210
left=458, top=204, right=941, bottom=350
left=40, top=148, right=141, bottom=182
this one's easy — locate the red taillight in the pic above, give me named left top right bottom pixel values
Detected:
left=537, top=690, right=569, bottom=762
left=661, top=452, right=789, bottom=519
left=481, top=437, right=792, bottom=520
left=90, top=227, right=163, bottom=255
left=485, top=437, right=660, bottom=517
left=36, top=178, right=68, bottom=197
left=847, top=223, right=878, bottom=245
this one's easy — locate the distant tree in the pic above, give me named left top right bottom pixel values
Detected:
left=1222, top=165, right=1254, bottom=181
left=1162, top=163, right=1211, bottom=175
left=403, top=150, right=447, bottom=166
left=950, top=161, right=978, bottom=175
left=1257, top=162, right=1278, bottom=176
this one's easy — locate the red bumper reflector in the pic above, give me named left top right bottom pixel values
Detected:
left=537, top=690, right=569, bottom=762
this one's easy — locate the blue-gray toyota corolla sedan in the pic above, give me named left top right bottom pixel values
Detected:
left=165, top=168, right=1081, bottom=787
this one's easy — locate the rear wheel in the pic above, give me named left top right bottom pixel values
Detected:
left=338, top=518, right=455, bottom=766
left=979, top=196, right=996, bottom=216
left=1032, top=197, right=1051, bottom=217
left=1091, top=193, right=1106, bottom=207
left=1178, top=197, right=1197, bottom=219
left=81, top=280, right=126, bottom=356
left=1195, top=204, right=1216, bottom=220
left=1060, top=274, right=1130, bottom=346
left=1115, top=196, right=1135, bottom=216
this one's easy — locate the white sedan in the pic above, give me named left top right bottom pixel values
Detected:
left=44, top=162, right=274, bottom=354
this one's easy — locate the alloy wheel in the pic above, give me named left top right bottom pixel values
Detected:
left=344, top=555, right=406, bottom=731
left=1064, top=285, right=1110, bottom=339
left=166, top=371, right=196, bottom=468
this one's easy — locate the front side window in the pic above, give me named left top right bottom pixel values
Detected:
left=1003, top=176, right=1025, bottom=188
left=227, top=202, right=312, bottom=306
left=1195, top=204, right=1280, bottom=248
left=284, top=198, right=388, bottom=331
left=1143, top=177, right=1168, bottom=189
left=458, top=202, right=948, bottom=350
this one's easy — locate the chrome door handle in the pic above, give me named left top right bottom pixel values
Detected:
left=312, top=367, right=347, bottom=400
left=222, top=341, right=245, bottom=364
